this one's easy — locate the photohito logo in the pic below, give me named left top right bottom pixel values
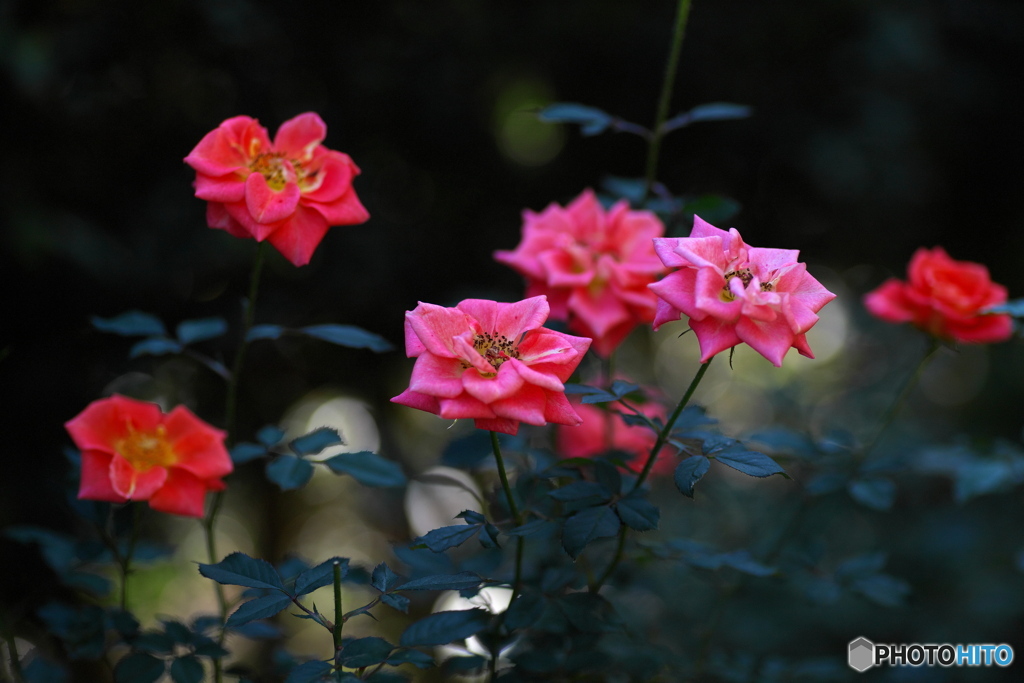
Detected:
left=848, top=637, right=1014, bottom=671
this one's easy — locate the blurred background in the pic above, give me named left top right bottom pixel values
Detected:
left=3, top=0, right=1024, bottom=679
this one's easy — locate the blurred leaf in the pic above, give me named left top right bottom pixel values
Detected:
left=92, top=311, right=166, bottom=337
left=835, top=552, right=887, bottom=579
left=230, top=442, right=267, bottom=464
left=554, top=593, right=622, bottom=632
left=22, top=658, right=69, bottom=683
left=717, top=550, right=776, bottom=577
left=129, top=337, right=183, bottom=358
left=257, top=425, right=286, bottom=447
left=506, top=519, right=557, bottom=538
left=851, top=574, right=910, bottom=607
left=537, top=103, right=613, bottom=136
left=169, top=656, right=204, bottom=683
left=678, top=195, right=741, bottom=224
left=505, top=591, right=546, bottom=631
left=562, top=505, right=621, bottom=559
left=674, top=456, right=710, bottom=497
left=456, top=510, right=486, bottom=525
left=228, top=621, right=283, bottom=640
left=713, top=448, right=787, bottom=478
left=198, top=552, right=286, bottom=591
left=289, top=427, right=343, bottom=456
left=563, top=383, right=606, bottom=396
left=848, top=477, right=897, bottom=511
left=283, top=660, right=334, bottom=683
left=600, top=176, right=647, bottom=204
left=38, top=603, right=107, bottom=660
left=294, top=558, right=349, bottom=596
left=386, top=649, right=435, bottom=668
left=133, top=631, right=176, bottom=655
left=984, top=298, right=1024, bottom=316
left=300, top=324, right=393, bottom=352
left=114, top=652, right=165, bottom=683
left=441, top=430, right=494, bottom=469
left=548, top=481, right=612, bottom=503
left=176, top=317, right=228, bottom=345
left=414, top=524, right=481, bottom=553
left=614, top=495, right=659, bottom=531
left=399, top=608, right=490, bottom=647
left=324, top=451, right=406, bottom=487
left=246, top=324, right=286, bottom=341
left=398, top=572, right=482, bottom=592
left=593, top=459, right=623, bottom=495
left=371, top=562, right=400, bottom=593
left=6, top=526, right=76, bottom=573
left=339, top=637, right=394, bottom=668
left=662, top=102, right=752, bottom=132
left=381, top=593, right=410, bottom=613
left=266, top=455, right=315, bottom=491
left=745, top=427, right=819, bottom=459
left=226, top=593, right=293, bottom=628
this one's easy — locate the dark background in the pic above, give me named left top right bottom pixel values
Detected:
left=3, top=0, right=1024, bottom=673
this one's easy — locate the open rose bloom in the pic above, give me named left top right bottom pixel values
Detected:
left=649, top=217, right=836, bottom=367
left=557, top=400, right=674, bottom=476
left=184, top=112, right=369, bottom=266
left=863, top=246, right=1012, bottom=344
left=65, top=395, right=232, bottom=518
left=494, top=190, right=667, bottom=356
left=391, top=296, right=591, bottom=435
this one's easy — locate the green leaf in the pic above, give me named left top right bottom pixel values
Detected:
left=678, top=195, right=741, bottom=224
left=984, top=298, right=1024, bottom=316
left=662, top=102, right=752, bottom=132
left=505, top=520, right=557, bottom=537
left=230, top=442, right=267, bottom=464
left=289, top=428, right=343, bottom=456
left=614, top=496, right=659, bottom=531
left=386, top=649, right=435, bottom=668
left=197, top=552, right=286, bottom=591
left=674, top=456, right=710, bottom=497
left=324, top=451, right=406, bottom=487
left=548, top=481, right=612, bottom=503
left=129, top=337, right=183, bottom=358
left=176, top=317, right=228, bottom=345
left=414, top=524, right=481, bottom=553
left=246, top=324, right=286, bottom=341
left=713, top=449, right=787, bottom=478
left=848, top=477, right=896, bottom=511
left=339, top=637, right=394, bottom=668
left=398, top=572, right=482, bottom=592
left=718, top=550, right=776, bottom=577
left=226, top=593, right=293, bottom=628
left=381, top=593, right=410, bottom=613
left=554, top=593, right=622, bottom=633
left=371, top=562, right=400, bottom=593
left=562, top=506, right=621, bottom=559
left=851, top=574, right=911, bottom=607
left=504, top=592, right=545, bottom=631
left=399, top=609, right=490, bottom=647
left=283, top=660, right=335, bottom=683
left=257, top=425, right=286, bottom=447
left=266, top=455, right=315, bottom=491
left=300, top=324, right=393, bottom=352
left=114, top=652, right=165, bottom=683
left=228, top=621, right=283, bottom=640
left=294, top=558, right=349, bottom=597
left=537, top=103, right=613, bottom=136
left=169, top=655, right=204, bottom=683
left=92, top=311, right=166, bottom=337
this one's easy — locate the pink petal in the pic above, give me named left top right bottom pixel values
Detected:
left=304, top=189, right=370, bottom=226
left=438, top=394, right=497, bottom=420
left=652, top=297, right=683, bottom=330
left=689, top=317, right=742, bottom=362
left=407, top=303, right=473, bottom=358
left=689, top=216, right=732, bottom=239
left=452, top=334, right=497, bottom=375
left=391, top=388, right=440, bottom=415
left=505, top=357, right=564, bottom=392
left=473, top=417, right=520, bottom=435
left=205, top=202, right=251, bottom=238
left=409, top=354, right=467, bottom=398
left=184, top=116, right=270, bottom=176
left=516, top=329, right=577, bottom=365
left=649, top=270, right=702, bottom=320
left=490, top=384, right=547, bottom=426
left=691, top=268, right=743, bottom=322
left=543, top=391, right=582, bottom=426
left=164, top=406, right=232, bottom=480
left=538, top=249, right=594, bottom=288
left=224, top=201, right=280, bottom=241
left=273, top=112, right=327, bottom=162
left=458, top=296, right=550, bottom=341
left=110, top=455, right=168, bottom=500
left=735, top=317, right=796, bottom=367
left=265, top=204, right=331, bottom=266
left=567, top=285, right=630, bottom=339
left=194, top=173, right=247, bottom=203
left=148, top=468, right=209, bottom=518
left=78, top=450, right=127, bottom=502
left=864, top=280, right=915, bottom=323
left=301, top=150, right=356, bottom=203
left=245, top=172, right=301, bottom=225
left=65, top=395, right=162, bottom=453
left=462, top=365, right=526, bottom=404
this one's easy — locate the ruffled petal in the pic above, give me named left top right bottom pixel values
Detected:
left=148, top=468, right=209, bottom=518
left=245, top=171, right=302, bottom=225
left=164, top=406, right=232, bottom=480
left=65, top=395, right=162, bottom=453
left=409, top=354, right=468, bottom=398
left=406, top=303, right=473, bottom=358
left=265, top=204, right=331, bottom=266
left=109, top=455, right=168, bottom=500
left=78, top=450, right=127, bottom=502
left=273, top=112, right=327, bottom=162
left=462, top=365, right=525, bottom=404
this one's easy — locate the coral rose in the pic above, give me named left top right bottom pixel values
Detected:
left=494, top=189, right=667, bottom=356
left=557, top=400, right=674, bottom=476
left=649, top=217, right=836, bottom=367
left=864, top=247, right=1012, bottom=344
left=65, top=395, right=232, bottom=518
left=184, top=112, right=369, bottom=266
left=391, top=296, right=591, bottom=435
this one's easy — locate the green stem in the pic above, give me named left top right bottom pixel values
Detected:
left=490, top=431, right=525, bottom=600
left=332, top=561, right=344, bottom=668
left=3, top=635, right=23, bottom=683
left=642, top=0, right=694, bottom=201
left=592, top=357, right=714, bottom=592
left=120, top=504, right=143, bottom=611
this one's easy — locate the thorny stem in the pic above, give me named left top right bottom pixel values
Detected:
left=591, top=357, right=714, bottom=591
left=490, top=432, right=525, bottom=601
left=208, top=240, right=268, bottom=683
left=333, top=561, right=344, bottom=669
left=643, top=0, right=694, bottom=201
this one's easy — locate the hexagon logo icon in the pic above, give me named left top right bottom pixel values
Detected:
left=848, top=637, right=875, bottom=672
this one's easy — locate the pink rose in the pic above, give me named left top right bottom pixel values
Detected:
left=864, top=247, right=1012, bottom=344
left=184, top=113, right=369, bottom=266
left=556, top=400, right=673, bottom=476
left=494, top=190, right=667, bottom=356
left=391, top=296, right=591, bottom=435
left=649, top=217, right=836, bottom=367
left=65, top=395, right=232, bottom=518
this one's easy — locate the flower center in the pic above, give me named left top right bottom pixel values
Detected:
left=115, top=425, right=175, bottom=472
left=720, top=268, right=753, bottom=302
left=249, top=152, right=289, bottom=190
left=473, top=332, right=520, bottom=371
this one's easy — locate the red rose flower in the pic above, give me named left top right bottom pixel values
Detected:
left=65, top=395, right=233, bottom=518
left=864, top=247, right=1012, bottom=344
left=556, top=399, right=673, bottom=476
left=184, top=112, right=369, bottom=266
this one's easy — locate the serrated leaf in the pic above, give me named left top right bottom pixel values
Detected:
left=300, top=324, right=393, bottom=352
left=537, top=103, right=613, bottom=136
left=230, top=442, right=267, bottom=464
left=548, top=481, right=612, bottom=503
left=289, top=428, right=343, bottom=456
left=114, top=652, right=165, bottom=683
left=283, top=660, right=334, bottom=683
left=562, top=506, right=621, bottom=559
left=197, top=552, right=286, bottom=591
left=294, top=558, right=349, bottom=597
left=386, top=649, right=435, bottom=668
left=398, top=572, right=482, bottom=592
left=257, top=424, right=286, bottom=447
left=169, top=655, right=204, bottom=683
left=505, top=519, right=557, bottom=537
left=226, top=593, right=293, bottom=628
left=614, top=496, right=659, bottom=531
left=129, top=337, right=183, bottom=358
left=713, top=449, right=787, bottom=478
left=848, top=477, right=897, bottom=511
left=371, top=562, right=400, bottom=593
left=674, top=456, right=710, bottom=497
left=414, top=524, right=481, bottom=553
left=266, top=455, right=315, bottom=491
left=399, top=609, right=490, bottom=647
left=246, top=324, right=286, bottom=342
left=324, top=451, right=406, bottom=487
left=176, top=318, right=228, bottom=345
left=381, top=593, right=410, bottom=613
left=339, top=637, right=394, bottom=668
left=456, top=510, right=486, bottom=525
left=92, top=311, right=166, bottom=337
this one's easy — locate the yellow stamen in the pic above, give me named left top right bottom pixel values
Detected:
left=115, top=424, right=175, bottom=472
